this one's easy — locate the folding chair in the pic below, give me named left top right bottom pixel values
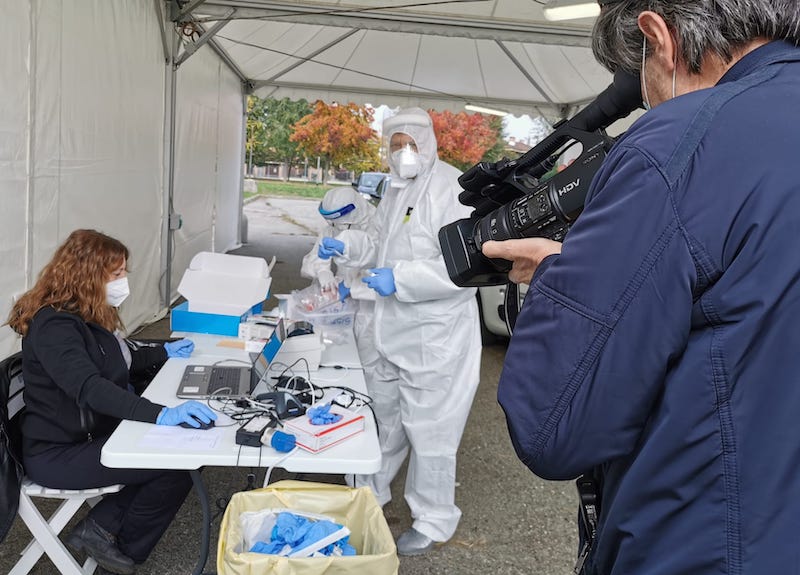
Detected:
left=1, top=352, right=123, bottom=575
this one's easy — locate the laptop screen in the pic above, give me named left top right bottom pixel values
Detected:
left=253, top=318, right=285, bottom=384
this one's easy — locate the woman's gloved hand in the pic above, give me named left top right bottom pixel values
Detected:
left=156, top=401, right=217, bottom=427
left=164, top=338, right=194, bottom=358
left=362, top=268, right=396, bottom=296
left=318, top=238, right=345, bottom=260
left=338, top=281, right=351, bottom=302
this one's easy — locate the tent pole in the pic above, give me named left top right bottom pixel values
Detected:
left=24, top=0, right=37, bottom=291
left=161, top=21, right=179, bottom=309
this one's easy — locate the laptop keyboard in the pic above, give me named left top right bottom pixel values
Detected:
left=208, top=367, right=245, bottom=394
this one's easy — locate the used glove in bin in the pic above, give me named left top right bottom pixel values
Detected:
left=218, top=480, right=398, bottom=575
left=249, top=512, right=355, bottom=557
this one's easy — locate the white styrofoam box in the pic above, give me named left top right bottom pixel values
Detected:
left=274, top=331, right=324, bottom=372
left=178, top=252, right=272, bottom=316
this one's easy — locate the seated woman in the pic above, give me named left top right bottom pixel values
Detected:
left=6, top=229, right=216, bottom=575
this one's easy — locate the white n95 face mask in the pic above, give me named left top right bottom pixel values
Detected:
left=106, top=277, right=130, bottom=307
left=392, top=145, right=421, bottom=179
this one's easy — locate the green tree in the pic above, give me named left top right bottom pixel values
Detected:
left=290, top=101, right=381, bottom=184
left=262, top=98, right=313, bottom=170
left=480, top=116, right=508, bottom=164
left=245, top=97, right=267, bottom=174
left=246, top=96, right=312, bottom=178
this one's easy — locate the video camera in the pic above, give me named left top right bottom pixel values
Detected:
left=438, top=70, right=643, bottom=287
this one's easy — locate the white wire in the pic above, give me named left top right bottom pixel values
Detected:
left=263, top=447, right=299, bottom=487
left=311, top=365, right=351, bottom=385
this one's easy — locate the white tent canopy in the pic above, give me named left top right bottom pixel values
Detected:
left=0, top=0, right=621, bottom=357
left=194, top=0, right=608, bottom=119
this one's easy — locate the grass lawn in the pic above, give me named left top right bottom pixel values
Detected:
left=247, top=179, right=347, bottom=200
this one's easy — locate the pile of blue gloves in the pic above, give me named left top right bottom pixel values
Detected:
left=250, top=512, right=356, bottom=557
left=307, top=403, right=342, bottom=425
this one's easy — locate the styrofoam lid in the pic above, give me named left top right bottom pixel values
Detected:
left=187, top=251, right=270, bottom=278
left=178, top=252, right=272, bottom=315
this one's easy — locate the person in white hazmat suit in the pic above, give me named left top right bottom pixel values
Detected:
left=318, top=107, right=481, bottom=556
left=300, top=187, right=379, bottom=379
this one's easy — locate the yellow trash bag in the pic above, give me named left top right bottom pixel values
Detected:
left=217, top=480, right=399, bottom=575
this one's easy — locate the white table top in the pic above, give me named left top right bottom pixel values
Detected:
left=101, top=335, right=380, bottom=474
left=171, top=329, right=362, bottom=369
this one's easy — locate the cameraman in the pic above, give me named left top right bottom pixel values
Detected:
left=482, top=1, right=800, bottom=573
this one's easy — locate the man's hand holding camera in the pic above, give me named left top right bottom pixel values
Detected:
left=481, top=238, right=562, bottom=284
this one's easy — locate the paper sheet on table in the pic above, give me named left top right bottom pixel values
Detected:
left=138, top=425, right=226, bottom=451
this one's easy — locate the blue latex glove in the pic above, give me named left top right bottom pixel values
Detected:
left=318, top=237, right=345, bottom=260
left=156, top=400, right=217, bottom=427
left=338, top=281, right=351, bottom=302
left=164, top=338, right=194, bottom=358
left=362, top=267, right=396, bottom=296
left=307, top=403, right=343, bottom=425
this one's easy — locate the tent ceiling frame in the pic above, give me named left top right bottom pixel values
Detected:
left=495, top=39, right=554, bottom=106
left=197, top=0, right=593, bottom=47
left=175, top=7, right=236, bottom=67
left=167, top=1, right=250, bottom=84
left=173, top=0, right=211, bottom=21
left=253, top=79, right=555, bottom=117
left=264, top=28, right=360, bottom=84
left=170, top=0, right=598, bottom=113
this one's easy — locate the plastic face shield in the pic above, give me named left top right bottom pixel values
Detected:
left=318, top=202, right=356, bottom=220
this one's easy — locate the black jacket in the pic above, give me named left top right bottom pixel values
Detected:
left=21, top=307, right=167, bottom=455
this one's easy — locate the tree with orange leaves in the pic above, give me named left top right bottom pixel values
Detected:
left=290, top=101, right=382, bottom=183
left=428, top=110, right=503, bottom=171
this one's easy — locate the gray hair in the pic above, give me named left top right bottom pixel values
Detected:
left=592, top=0, right=800, bottom=75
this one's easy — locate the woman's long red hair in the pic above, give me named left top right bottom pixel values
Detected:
left=7, top=229, right=129, bottom=336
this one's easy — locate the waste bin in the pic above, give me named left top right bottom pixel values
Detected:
left=217, top=480, right=399, bottom=575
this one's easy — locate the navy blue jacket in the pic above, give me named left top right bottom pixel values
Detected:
left=499, top=41, right=800, bottom=575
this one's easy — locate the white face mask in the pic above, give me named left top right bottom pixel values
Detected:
left=392, top=145, right=421, bottom=179
left=641, top=37, right=677, bottom=111
left=106, top=276, right=130, bottom=307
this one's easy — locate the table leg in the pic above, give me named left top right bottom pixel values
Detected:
left=190, top=469, right=212, bottom=575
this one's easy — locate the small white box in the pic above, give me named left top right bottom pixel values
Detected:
left=178, top=252, right=272, bottom=316
left=283, top=406, right=365, bottom=453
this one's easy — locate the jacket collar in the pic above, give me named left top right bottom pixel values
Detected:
left=719, top=40, right=800, bottom=85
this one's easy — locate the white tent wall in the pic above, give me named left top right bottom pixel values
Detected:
left=35, top=0, right=167, bottom=331
left=170, top=44, right=244, bottom=294
left=0, top=0, right=32, bottom=359
left=0, top=0, right=246, bottom=357
left=214, top=69, right=245, bottom=255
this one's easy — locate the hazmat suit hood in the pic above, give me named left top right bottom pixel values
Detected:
left=383, top=107, right=438, bottom=186
left=319, top=186, right=373, bottom=228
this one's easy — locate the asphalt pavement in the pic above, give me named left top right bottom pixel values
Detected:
left=0, top=195, right=578, bottom=575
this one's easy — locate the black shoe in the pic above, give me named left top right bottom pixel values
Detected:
left=65, top=518, right=136, bottom=575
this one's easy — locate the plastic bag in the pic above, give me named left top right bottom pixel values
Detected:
left=291, top=282, right=340, bottom=313
left=218, top=480, right=398, bottom=575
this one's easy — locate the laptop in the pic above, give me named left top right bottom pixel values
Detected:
left=176, top=318, right=286, bottom=399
